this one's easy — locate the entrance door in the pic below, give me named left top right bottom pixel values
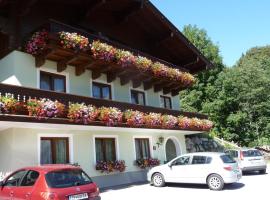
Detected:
left=165, top=139, right=177, bottom=162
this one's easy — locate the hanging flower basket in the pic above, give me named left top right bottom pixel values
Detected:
left=123, top=109, right=145, bottom=127
left=25, top=29, right=48, bottom=55
left=144, top=112, right=162, bottom=128
left=135, top=158, right=160, bottom=169
left=95, top=160, right=126, bottom=173
left=68, top=103, right=98, bottom=124
left=91, top=40, right=116, bottom=62
left=59, top=32, right=89, bottom=51
left=161, top=115, right=178, bottom=129
left=98, top=107, right=123, bottom=126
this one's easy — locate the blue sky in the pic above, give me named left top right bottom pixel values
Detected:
left=151, top=0, right=270, bottom=67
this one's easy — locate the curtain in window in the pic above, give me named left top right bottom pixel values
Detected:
left=135, top=139, right=150, bottom=159
left=102, top=87, right=110, bottom=99
left=95, top=139, right=104, bottom=162
left=105, top=139, right=114, bottom=161
left=54, top=78, right=65, bottom=92
left=55, top=139, right=67, bottom=164
left=138, top=93, right=145, bottom=105
left=41, top=140, right=52, bottom=164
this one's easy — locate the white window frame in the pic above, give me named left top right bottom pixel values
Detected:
left=37, top=133, right=74, bottom=165
left=90, top=76, right=115, bottom=100
left=37, top=67, right=70, bottom=93
left=129, top=86, right=148, bottom=106
left=133, top=136, right=153, bottom=160
left=93, top=135, right=119, bottom=164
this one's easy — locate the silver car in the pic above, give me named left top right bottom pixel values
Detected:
left=225, top=149, right=267, bottom=174
left=147, top=152, right=242, bottom=191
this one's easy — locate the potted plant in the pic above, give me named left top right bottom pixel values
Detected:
left=68, top=103, right=98, bottom=124
left=123, top=109, right=145, bottom=127
left=98, top=107, right=123, bottom=126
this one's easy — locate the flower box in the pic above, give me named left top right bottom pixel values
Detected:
left=135, top=158, right=160, bottom=169
left=96, top=160, right=126, bottom=173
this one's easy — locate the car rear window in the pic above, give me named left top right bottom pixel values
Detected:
left=242, top=150, right=262, bottom=157
left=220, top=155, right=236, bottom=163
left=45, top=169, right=92, bottom=188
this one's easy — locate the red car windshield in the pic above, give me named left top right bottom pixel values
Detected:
left=45, top=169, right=92, bottom=188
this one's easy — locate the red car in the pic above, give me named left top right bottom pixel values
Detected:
left=0, top=164, right=100, bottom=200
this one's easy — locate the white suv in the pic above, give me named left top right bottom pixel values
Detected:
left=147, top=152, right=242, bottom=190
left=225, top=149, right=267, bottom=174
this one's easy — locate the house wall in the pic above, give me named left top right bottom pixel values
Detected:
left=0, top=127, right=187, bottom=187
left=0, top=51, right=180, bottom=110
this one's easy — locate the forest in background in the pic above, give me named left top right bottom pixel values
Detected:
left=180, top=25, right=270, bottom=147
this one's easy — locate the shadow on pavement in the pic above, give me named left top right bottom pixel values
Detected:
left=100, top=181, right=148, bottom=192
left=165, top=182, right=245, bottom=190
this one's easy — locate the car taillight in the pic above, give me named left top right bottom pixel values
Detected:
left=224, top=166, right=233, bottom=171
left=89, top=187, right=100, bottom=198
left=240, top=151, right=244, bottom=160
left=40, top=192, right=57, bottom=200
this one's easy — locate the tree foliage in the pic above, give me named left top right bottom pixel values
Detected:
left=204, top=46, right=270, bottom=146
left=180, top=25, right=270, bottom=146
left=180, top=25, right=224, bottom=112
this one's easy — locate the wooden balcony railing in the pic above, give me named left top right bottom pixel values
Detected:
left=24, top=20, right=194, bottom=96
left=0, top=83, right=208, bottom=130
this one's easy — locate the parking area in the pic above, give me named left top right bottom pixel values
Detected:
left=100, top=165, right=269, bottom=200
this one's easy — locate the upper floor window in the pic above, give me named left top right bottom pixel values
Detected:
left=95, top=138, right=116, bottom=162
left=131, top=90, right=145, bottom=105
left=160, top=95, right=172, bottom=109
left=135, top=138, right=150, bottom=159
left=92, top=82, right=112, bottom=100
left=40, top=71, right=66, bottom=92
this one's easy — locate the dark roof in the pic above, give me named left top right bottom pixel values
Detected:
left=0, top=0, right=213, bottom=73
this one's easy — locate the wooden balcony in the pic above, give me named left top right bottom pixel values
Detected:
left=28, top=20, right=193, bottom=96
left=0, top=83, right=208, bottom=130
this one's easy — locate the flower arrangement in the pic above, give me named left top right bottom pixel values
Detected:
left=91, top=40, right=116, bottom=62
left=144, top=112, right=162, bottom=127
left=123, top=109, right=145, bottom=127
left=0, top=94, right=19, bottom=114
left=135, top=158, right=160, bottom=169
left=59, top=32, right=89, bottom=51
left=134, top=56, right=152, bottom=72
left=96, top=160, right=126, bottom=173
left=161, top=115, right=178, bottom=129
left=68, top=103, right=98, bottom=124
left=178, top=116, right=192, bottom=129
left=201, top=119, right=214, bottom=131
left=115, top=49, right=136, bottom=67
left=98, top=107, right=123, bottom=126
left=151, top=62, right=168, bottom=78
left=25, top=29, right=48, bottom=55
left=27, top=98, right=65, bottom=119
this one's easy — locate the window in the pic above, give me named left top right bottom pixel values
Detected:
left=45, top=169, right=92, bottom=188
left=40, top=71, right=66, bottom=92
left=135, top=138, right=150, bottom=159
left=225, top=150, right=238, bottom=158
left=160, top=95, right=172, bottom=109
left=131, top=90, right=145, bottom=105
left=21, top=170, right=39, bottom=187
left=191, top=156, right=212, bottom=164
left=95, top=138, right=116, bottom=162
left=92, top=82, right=112, bottom=99
left=5, top=170, right=28, bottom=187
left=242, top=150, right=262, bottom=157
left=220, top=155, right=236, bottom=163
left=172, top=156, right=190, bottom=166
left=41, top=137, right=69, bottom=164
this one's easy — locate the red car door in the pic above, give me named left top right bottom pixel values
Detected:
left=0, top=170, right=28, bottom=200
left=12, top=170, right=40, bottom=200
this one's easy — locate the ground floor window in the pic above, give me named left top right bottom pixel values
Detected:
left=95, top=138, right=116, bottom=162
left=41, top=137, right=69, bottom=164
left=135, top=138, right=150, bottom=159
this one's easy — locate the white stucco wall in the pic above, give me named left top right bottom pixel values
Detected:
left=0, top=51, right=180, bottom=110
left=0, top=127, right=187, bottom=179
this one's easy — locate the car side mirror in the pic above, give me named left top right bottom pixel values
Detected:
left=168, top=163, right=173, bottom=168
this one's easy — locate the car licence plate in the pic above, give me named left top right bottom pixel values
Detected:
left=69, top=193, right=88, bottom=200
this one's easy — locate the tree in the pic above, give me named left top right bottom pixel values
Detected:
left=180, top=25, right=224, bottom=112
left=204, top=46, right=270, bottom=146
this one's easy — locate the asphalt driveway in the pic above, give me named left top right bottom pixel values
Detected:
left=100, top=165, right=269, bottom=200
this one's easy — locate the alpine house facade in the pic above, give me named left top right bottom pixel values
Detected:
left=0, top=0, right=214, bottom=187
